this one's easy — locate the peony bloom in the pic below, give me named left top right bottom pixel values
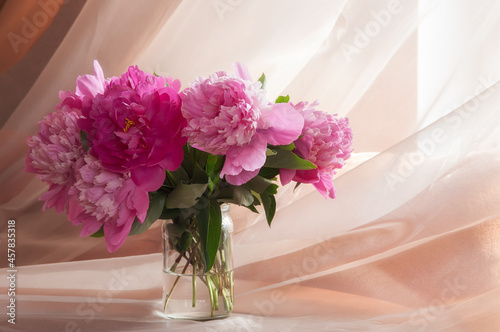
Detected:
left=25, top=60, right=108, bottom=213
left=68, top=155, right=149, bottom=252
left=280, top=102, right=353, bottom=199
left=75, top=60, right=108, bottom=100
left=78, top=65, right=187, bottom=191
left=181, top=63, right=304, bottom=185
left=25, top=96, right=85, bottom=213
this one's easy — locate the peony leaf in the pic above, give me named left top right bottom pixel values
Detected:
left=90, top=227, right=104, bottom=238
left=258, top=167, right=280, bottom=179
left=129, top=191, right=167, bottom=235
left=258, top=73, right=266, bottom=90
left=260, top=192, right=276, bottom=227
left=160, top=208, right=181, bottom=220
left=176, top=230, right=192, bottom=253
left=264, top=149, right=316, bottom=170
left=266, top=148, right=277, bottom=156
left=233, top=186, right=255, bottom=206
left=275, top=95, right=290, bottom=103
left=197, top=199, right=222, bottom=272
left=244, top=203, right=259, bottom=214
left=206, top=154, right=224, bottom=176
left=164, top=182, right=209, bottom=209
left=80, top=130, right=89, bottom=152
left=270, top=142, right=295, bottom=151
left=192, top=163, right=209, bottom=184
left=244, top=175, right=277, bottom=194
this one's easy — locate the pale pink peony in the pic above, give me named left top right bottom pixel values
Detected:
left=25, top=96, right=85, bottom=213
left=280, top=102, right=353, bottom=199
left=68, top=155, right=149, bottom=252
left=75, top=60, right=108, bottom=99
left=181, top=63, right=304, bottom=185
left=78, top=65, right=187, bottom=191
left=25, top=60, right=108, bottom=212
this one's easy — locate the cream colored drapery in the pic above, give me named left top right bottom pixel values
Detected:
left=1, top=0, right=500, bottom=331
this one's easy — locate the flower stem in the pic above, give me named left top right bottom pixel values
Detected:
left=163, top=253, right=192, bottom=312
left=192, top=262, right=196, bottom=307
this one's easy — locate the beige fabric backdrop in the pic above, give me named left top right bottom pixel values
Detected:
left=1, top=0, right=500, bottom=331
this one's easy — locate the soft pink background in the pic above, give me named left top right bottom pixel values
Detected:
left=1, top=0, right=500, bottom=331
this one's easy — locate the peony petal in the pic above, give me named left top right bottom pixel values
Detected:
left=131, top=187, right=149, bottom=222
left=39, top=184, right=69, bottom=213
left=293, top=169, right=321, bottom=184
left=221, top=136, right=267, bottom=177
left=225, top=169, right=260, bottom=186
left=311, top=172, right=335, bottom=199
left=260, top=103, right=304, bottom=146
left=75, top=60, right=106, bottom=98
left=103, top=217, right=134, bottom=252
left=79, top=216, right=104, bottom=237
left=131, top=165, right=165, bottom=192
left=279, top=168, right=296, bottom=186
left=158, top=144, right=184, bottom=171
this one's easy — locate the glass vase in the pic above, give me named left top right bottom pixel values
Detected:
left=162, top=204, right=234, bottom=320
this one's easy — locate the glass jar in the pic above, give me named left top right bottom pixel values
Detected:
left=162, top=204, right=234, bottom=320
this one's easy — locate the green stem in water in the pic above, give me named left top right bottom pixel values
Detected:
left=163, top=253, right=192, bottom=312
left=192, top=261, right=196, bottom=307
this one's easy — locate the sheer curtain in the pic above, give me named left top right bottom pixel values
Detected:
left=1, top=0, right=500, bottom=331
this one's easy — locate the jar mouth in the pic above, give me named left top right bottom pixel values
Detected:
left=221, top=203, right=230, bottom=212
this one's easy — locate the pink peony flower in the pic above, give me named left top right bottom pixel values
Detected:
left=68, top=155, right=149, bottom=252
left=78, top=65, right=187, bottom=191
left=75, top=60, right=108, bottom=99
left=25, top=96, right=85, bottom=213
left=25, top=60, right=108, bottom=213
left=280, top=102, right=353, bottom=199
left=181, top=63, right=304, bottom=185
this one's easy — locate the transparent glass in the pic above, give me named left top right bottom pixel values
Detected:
left=162, top=204, right=234, bottom=320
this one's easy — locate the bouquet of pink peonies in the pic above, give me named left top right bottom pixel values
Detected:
left=26, top=60, right=353, bottom=318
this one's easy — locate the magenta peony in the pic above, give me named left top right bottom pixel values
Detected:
left=78, top=66, right=187, bottom=191
left=181, top=63, right=304, bottom=185
left=68, top=155, right=149, bottom=252
left=280, top=102, right=353, bottom=199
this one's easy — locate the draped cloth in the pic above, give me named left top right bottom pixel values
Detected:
left=1, top=0, right=500, bottom=330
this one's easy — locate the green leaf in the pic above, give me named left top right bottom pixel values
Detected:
left=194, top=148, right=209, bottom=169
left=181, top=145, right=195, bottom=177
left=166, top=222, right=186, bottom=238
left=257, top=73, right=266, bottom=90
left=192, top=163, right=209, bottom=184
left=270, top=142, right=295, bottom=151
left=176, top=231, right=192, bottom=252
left=244, top=176, right=277, bottom=194
left=233, top=186, right=255, bottom=206
left=261, top=192, right=276, bottom=227
left=258, top=167, right=280, bottom=179
left=264, top=149, right=316, bottom=170
left=165, top=182, right=208, bottom=209
left=275, top=95, right=290, bottom=103
left=160, top=208, right=181, bottom=220
left=129, top=191, right=167, bottom=235
left=205, top=154, right=218, bottom=175
left=167, top=167, right=190, bottom=185
left=90, top=227, right=104, bottom=238
left=266, top=148, right=277, bottom=156
left=198, top=199, right=222, bottom=272
left=80, top=130, right=89, bottom=152
left=245, top=204, right=259, bottom=214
